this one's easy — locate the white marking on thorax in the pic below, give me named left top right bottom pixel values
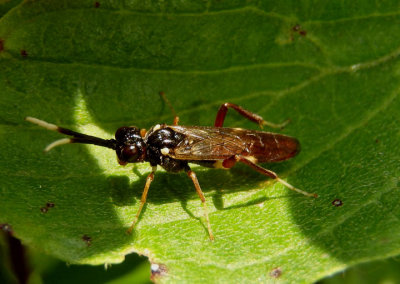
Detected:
left=161, top=147, right=170, bottom=155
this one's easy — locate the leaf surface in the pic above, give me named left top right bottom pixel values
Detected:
left=0, top=1, right=400, bottom=283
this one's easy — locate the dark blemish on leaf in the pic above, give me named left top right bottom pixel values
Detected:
left=0, top=39, right=4, bottom=52
left=270, top=267, right=282, bottom=278
left=290, top=24, right=307, bottom=40
left=332, top=199, right=343, bottom=207
left=291, top=24, right=307, bottom=38
left=82, top=235, right=92, bottom=246
left=375, top=139, right=380, bottom=143
left=292, top=24, right=301, bottom=32
left=20, top=50, right=28, bottom=57
left=0, top=223, right=13, bottom=234
left=151, top=262, right=168, bottom=281
left=94, top=2, right=100, bottom=8
left=299, top=30, right=307, bottom=36
left=40, top=207, right=48, bottom=213
left=41, top=202, right=55, bottom=213
left=46, top=202, right=55, bottom=208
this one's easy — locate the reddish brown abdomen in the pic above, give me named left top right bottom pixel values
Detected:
left=243, top=132, right=300, bottom=163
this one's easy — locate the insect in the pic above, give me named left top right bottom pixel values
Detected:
left=25, top=93, right=317, bottom=240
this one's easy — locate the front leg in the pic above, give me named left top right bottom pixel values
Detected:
left=214, top=102, right=289, bottom=129
left=126, top=166, right=157, bottom=234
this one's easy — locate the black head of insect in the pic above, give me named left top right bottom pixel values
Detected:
left=114, top=126, right=146, bottom=165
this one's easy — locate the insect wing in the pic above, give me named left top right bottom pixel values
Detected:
left=169, top=125, right=300, bottom=163
left=168, top=126, right=247, bottom=160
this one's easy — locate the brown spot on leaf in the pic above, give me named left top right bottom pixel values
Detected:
left=20, top=50, right=28, bottom=57
left=299, top=30, right=307, bottom=36
left=290, top=24, right=307, bottom=39
left=40, top=207, right=48, bottom=213
left=94, top=2, right=100, bottom=8
left=41, top=202, right=55, bottom=213
left=292, top=24, right=301, bottom=31
left=151, top=262, right=168, bottom=281
left=82, top=235, right=92, bottom=246
left=332, top=199, right=343, bottom=207
left=0, top=223, right=13, bottom=234
left=46, top=202, right=55, bottom=208
left=270, top=267, right=282, bottom=278
left=0, top=39, right=4, bottom=52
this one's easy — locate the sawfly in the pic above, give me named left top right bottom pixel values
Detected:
left=25, top=93, right=317, bottom=240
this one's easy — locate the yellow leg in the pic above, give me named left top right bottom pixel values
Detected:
left=187, top=169, right=214, bottom=241
left=237, top=156, right=318, bottom=198
left=126, top=167, right=156, bottom=234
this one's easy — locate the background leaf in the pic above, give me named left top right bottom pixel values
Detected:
left=319, top=258, right=400, bottom=284
left=1, top=0, right=400, bottom=283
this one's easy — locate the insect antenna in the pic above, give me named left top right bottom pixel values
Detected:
left=159, top=91, right=179, bottom=125
left=159, top=91, right=177, bottom=118
left=25, top=117, right=116, bottom=152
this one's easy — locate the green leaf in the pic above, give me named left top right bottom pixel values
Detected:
left=0, top=0, right=22, bottom=18
left=35, top=252, right=151, bottom=284
left=320, top=258, right=400, bottom=284
left=1, top=1, right=400, bottom=283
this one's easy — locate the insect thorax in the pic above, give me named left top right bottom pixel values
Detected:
left=145, top=125, right=187, bottom=172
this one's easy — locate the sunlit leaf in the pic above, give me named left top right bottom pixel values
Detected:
left=1, top=1, right=399, bottom=282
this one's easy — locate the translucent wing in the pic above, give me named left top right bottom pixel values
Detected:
left=168, top=125, right=300, bottom=162
left=168, top=126, right=247, bottom=160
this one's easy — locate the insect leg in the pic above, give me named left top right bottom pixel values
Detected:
left=214, top=103, right=289, bottom=129
left=186, top=168, right=214, bottom=240
left=236, top=156, right=318, bottom=198
left=159, top=92, right=179, bottom=125
left=126, top=167, right=157, bottom=234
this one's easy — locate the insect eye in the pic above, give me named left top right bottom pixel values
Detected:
left=115, top=127, right=129, bottom=141
left=115, top=126, right=139, bottom=141
left=121, top=145, right=140, bottom=162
